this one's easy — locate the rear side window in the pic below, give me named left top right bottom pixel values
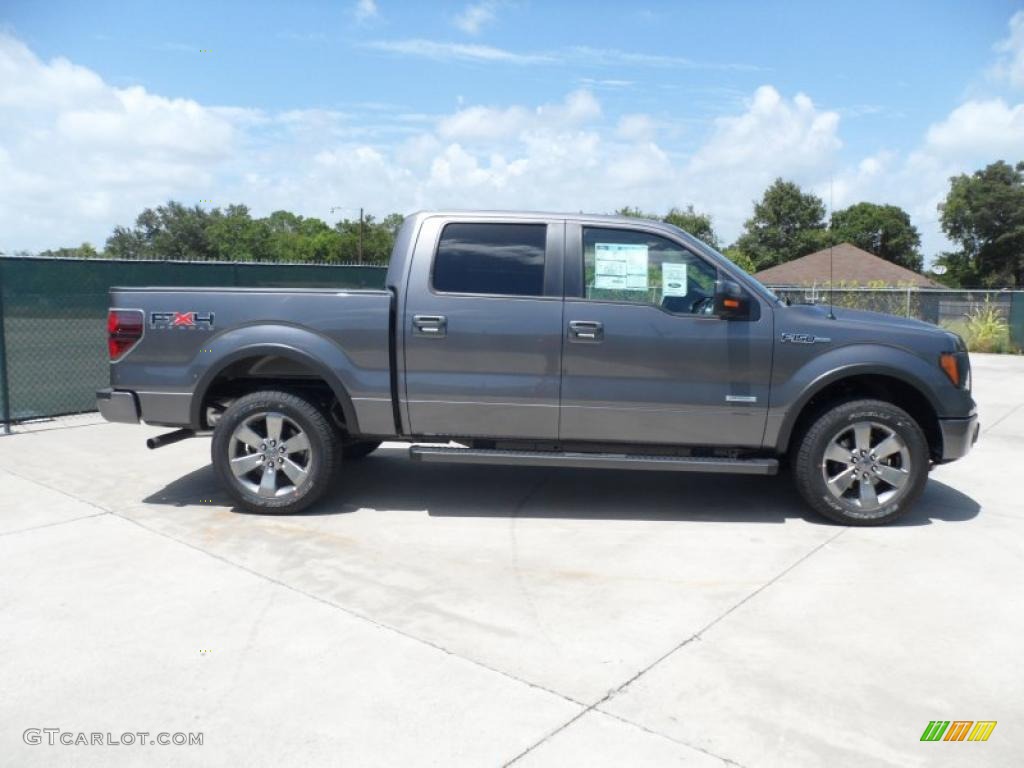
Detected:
left=433, top=222, right=547, bottom=297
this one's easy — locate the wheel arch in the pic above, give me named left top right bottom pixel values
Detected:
left=777, top=365, right=943, bottom=460
left=191, top=344, right=359, bottom=432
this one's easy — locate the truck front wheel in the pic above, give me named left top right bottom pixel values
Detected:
left=212, top=390, right=337, bottom=514
left=793, top=399, right=929, bottom=526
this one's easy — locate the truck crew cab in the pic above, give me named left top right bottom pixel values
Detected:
left=97, top=211, right=979, bottom=525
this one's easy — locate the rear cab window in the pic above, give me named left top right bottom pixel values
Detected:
left=432, top=222, right=547, bottom=297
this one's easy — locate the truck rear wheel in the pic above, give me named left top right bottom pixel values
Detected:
left=793, top=399, right=928, bottom=526
left=212, top=390, right=337, bottom=514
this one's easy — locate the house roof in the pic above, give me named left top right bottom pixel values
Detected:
left=753, top=243, right=940, bottom=288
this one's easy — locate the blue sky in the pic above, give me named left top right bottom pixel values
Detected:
left=2, top=1, right=1023, bottom=258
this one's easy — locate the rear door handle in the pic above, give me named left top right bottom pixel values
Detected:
left=569, top=320, right=604, bottom=342
left=413, top=314, right=447, bottom=338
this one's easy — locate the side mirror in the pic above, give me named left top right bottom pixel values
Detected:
left=713, top=279, right=751, bottom=320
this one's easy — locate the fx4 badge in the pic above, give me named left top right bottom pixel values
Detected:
left=781, top=332, right=830, bottom=344
left=150, top=311, right=215, bottom=330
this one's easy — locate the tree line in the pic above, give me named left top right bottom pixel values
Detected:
left=16, top=159, right=1024, bottom=288
left=27, top=205, right=404, bottom=266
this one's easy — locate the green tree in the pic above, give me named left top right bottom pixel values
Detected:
left=106, top=202, right=214, bottom=260
left=37, top=242, right=99, bottom=259
left=663, top=205, right=720, bottom=248
left=722, top=246, right=756, bottom=274
left=207, top=205, right=271, bottom=261
left=93, top=202, right=404, bottom=263
left=830, top=202, right=923, bottom=272
left=938, top=160, right=1024, bottom=287
left=733, top=179, right=828, bottom=270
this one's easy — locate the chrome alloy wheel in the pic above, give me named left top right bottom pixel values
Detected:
left=228, top=411, right=313, bottom=499
left=820, top=420, right=911, bottom=517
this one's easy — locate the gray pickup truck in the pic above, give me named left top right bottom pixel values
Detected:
left=97, top=210, right=978, bottom=525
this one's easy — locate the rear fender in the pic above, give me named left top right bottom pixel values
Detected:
left=189, top=325, right=360, bottom=431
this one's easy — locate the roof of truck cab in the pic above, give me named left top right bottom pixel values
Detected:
left=407, top=209, right=683, bottom=230
left=411, top=207, right=667, bottom=222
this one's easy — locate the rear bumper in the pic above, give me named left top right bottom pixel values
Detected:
left=938, top=413, right=979, bottom=461
left=96, top=388, right=140, bottom=424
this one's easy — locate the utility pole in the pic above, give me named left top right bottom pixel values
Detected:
left=358, top=207, right=364, bottom=265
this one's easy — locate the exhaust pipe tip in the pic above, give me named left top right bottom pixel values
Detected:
left=147, top=428, right=195, bottom=450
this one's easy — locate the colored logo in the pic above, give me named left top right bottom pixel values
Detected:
left=920, top=721, right=997, bottom=742
left=150, top=311, right=215, bottom=330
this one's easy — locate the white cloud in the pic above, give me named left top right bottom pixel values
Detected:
left=353, top=0, right=378, bottom=23
left=435, top=90, right=599, bottom=142
left=924, top=99, right=1024, bottom=159
left=363, top=39, right=758, bottom=70
left=438, top=104, right=530, bottom=141
left=0, top=33, right=237, bottom=249
left=454, top=2, right=498, bottom=35
left=679, top=87, right=842, bottom=238
left=3, top=28, right=1022, bottom=263
left=616, top=114, right=656, bottom=142
left=992, top=10, right=1024, bottom=87
left=364, top=39, right=552, bottom=64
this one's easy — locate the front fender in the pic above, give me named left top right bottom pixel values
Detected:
left=766, top=343, right=950, bottom=452
left=188, top=324, right=362, bottom=430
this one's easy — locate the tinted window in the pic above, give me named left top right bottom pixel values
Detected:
left=433, top=223, right=547, bottom=297
left=583, top=227, right=718, bottom=315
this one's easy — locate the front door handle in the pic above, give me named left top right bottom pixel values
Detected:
left=569, top=320, right=604, bottom=342
left=413, top=314, right=447, bottom=338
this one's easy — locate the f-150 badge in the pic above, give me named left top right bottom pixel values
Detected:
left=781, top=332, right=830, bottom=344
left=150, top=311, right=215, bottom=330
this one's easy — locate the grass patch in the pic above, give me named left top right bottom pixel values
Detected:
left=941, top=303, right=1020, bottom=354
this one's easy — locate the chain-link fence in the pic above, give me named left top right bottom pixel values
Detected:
left=768, top=286, right=1024, bottom=354
left=0, top=256, right=387, bottom=427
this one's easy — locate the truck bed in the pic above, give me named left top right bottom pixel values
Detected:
left=107, top=286, right=396, bottom=434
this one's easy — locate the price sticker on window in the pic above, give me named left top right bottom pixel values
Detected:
left=594, top=243, right=649, bottom=291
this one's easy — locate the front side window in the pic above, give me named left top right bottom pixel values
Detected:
left=433, top=222, right=547, bottom=297
left=583, top=227, right=718, bottom=314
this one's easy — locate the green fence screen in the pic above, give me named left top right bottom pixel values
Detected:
left=0, top=257, right=386, bottom=425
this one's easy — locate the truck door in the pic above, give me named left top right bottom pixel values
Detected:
left=559, top=223, right=772, bottom=447
left=401, top=216, right=564, bottom=439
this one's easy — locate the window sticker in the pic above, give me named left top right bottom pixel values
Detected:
left=594, top=243, right=649, bottom=291
left=662, top=262, right=688, bottom=297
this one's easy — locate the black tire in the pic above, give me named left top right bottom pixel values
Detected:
left=212, top=390, right=337, bottom=514
left=793, top=399, right=928, bottom=526
left=342, top=440, right=382, bottom=460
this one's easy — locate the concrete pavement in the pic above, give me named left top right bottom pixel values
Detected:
left=1, top=353, right=1021, bottom=766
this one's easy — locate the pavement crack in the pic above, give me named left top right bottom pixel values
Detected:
left=595, top=708, right=748, bottom=767
left=0, top=510, right=109, bottom=538
left=983, top=401, right=1023, bottom=434
left=605, top=527, right=848, bottom=701
left=504, top=527, right=848, bottom=767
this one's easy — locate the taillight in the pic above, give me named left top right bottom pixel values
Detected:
left=108, top=309, right=144, bottom=361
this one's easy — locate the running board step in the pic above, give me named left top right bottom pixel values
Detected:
left=408, top=446, right=778, bottom=475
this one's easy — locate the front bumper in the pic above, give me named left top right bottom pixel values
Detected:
left=96, top=388, right=140, bottom=424
left=938, top=413, right=979, bottom=461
